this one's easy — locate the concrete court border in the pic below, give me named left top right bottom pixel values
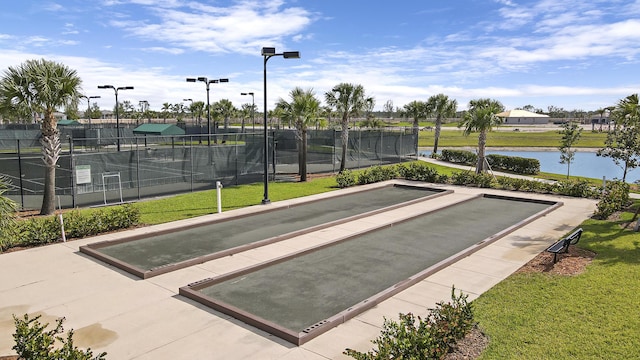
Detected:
left=179, top=193, right=562, bottom=345
left=80, top=184, right=452, bottom=279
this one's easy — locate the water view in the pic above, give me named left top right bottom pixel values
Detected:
left=421, top=150, right=640, bottom=183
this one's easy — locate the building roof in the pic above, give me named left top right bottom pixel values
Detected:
left=133, top=123, right=185, bottom=135
left=496, top=109, right=549, bottom=118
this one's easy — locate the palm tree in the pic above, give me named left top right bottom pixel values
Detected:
left=161, top=102, right=171, bottom=123
left=215, top=99, right=235, bottom=131
left=240, top=103, right=255, bottom=132
left=189, top=101, right=205, bottom=143
left=0, top=59, right=82, bottom=215
left=459, top=98, right=505, bottom=174
left=324, top=83, right=371, bottom=172
left=276, top=87, right=321, bottom=181
left=427, top=94, right=458, bottom=155
left=401, top=100, right=429, bottom=155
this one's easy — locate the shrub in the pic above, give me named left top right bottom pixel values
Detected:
left=13, top=216, right=61, bottom=246
left=553, top=179, right=597, bottom=198
left=336, top=169, right=357, bottom=188
left=486, top=154, right=540, bottom=175
left=451, top=171, right=475, bottom=186
left=2, top=204, right=140, bottom=252
left=357, top=165, right=398, bottom=185
left=12, top=314, right=106, bottom=360
left=344, top=287, right=474, bottom=359
left=440, top=149, right=477, bottom=165
left=397, top=162, right=439, bottom=182
left=594, top=180, right=630, bottom=219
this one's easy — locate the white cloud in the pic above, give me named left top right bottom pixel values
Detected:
left=109, top=1, right=314, bottom=55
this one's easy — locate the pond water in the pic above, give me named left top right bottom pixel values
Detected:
left=420, top=150, right=639, bottom=183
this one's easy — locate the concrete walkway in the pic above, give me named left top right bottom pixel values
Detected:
left=0, top=181, right=596, bottom=359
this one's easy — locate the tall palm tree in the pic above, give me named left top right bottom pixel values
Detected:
left=0, top=59, right=82, bottom=215
left=427, top=94, right=458, bottom=155
left=459, top=98, right=505, bottom=174
left=161, top=102, right=171, bottom=123
left=276, top=87, right=321, bottom=181
left=401, top=100, right=429, bottom=155
left=324, top=83, right=371, bottom=172
left=214, top=99, right=235, bottom=131
left=189, top=101, right=205, bottom=143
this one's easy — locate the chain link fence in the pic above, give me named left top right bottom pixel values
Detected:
left=1, top=128, right=416, bottom=210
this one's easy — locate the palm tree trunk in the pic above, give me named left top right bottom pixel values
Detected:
left=340, top=116, right=349, bottom=172
left=476, top=130, right=487, bottom=174
left=433, top=116, right=442, bottom=154
left=40, top=113, right=61, bottom=215
left=301, top=129, right=308, bottom=182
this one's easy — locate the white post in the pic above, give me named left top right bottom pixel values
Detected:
left=216, top=181, right=223, bottom=213
left=57, top=196, right=66, bottom=242
left=602, top=176, right=607, bottom=192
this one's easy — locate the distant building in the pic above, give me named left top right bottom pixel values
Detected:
left=496, top=109, right=549, bottom=125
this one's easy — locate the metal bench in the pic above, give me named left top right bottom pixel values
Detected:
left=546, top=228, right=583, bottom=263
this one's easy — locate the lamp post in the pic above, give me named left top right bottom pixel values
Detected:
left=240, top=92, right=255, bottom=131
left=183, top=98, right=193, bottom=125
left=261, top=47, right=300, bottom=204
left=80, top=95, right=101, bottom=126
left=186, top=77, right=229, bottom=146
left=138, top=100, right=149, bottom=123
left=98, top=85, right=134, bottom=151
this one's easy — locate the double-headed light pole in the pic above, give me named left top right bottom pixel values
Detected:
left=97, top=85, right=134, bottom=151
left=240, top=92, right=255, bottom=131
left=186, top=77, right=229, bottom=146
left=261, top=47, right=300, bottom=205
left=80, top=95, right=101, bottom=126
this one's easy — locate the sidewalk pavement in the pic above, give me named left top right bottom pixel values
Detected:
left=0, top=181, right=596, bottom=359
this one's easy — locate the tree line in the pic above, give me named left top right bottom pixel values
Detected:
left=0, top=58, right=638, bottom=215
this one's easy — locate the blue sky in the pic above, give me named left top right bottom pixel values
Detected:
left=1, top=0, right=639, bottom=113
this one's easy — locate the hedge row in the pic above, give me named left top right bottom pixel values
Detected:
left=336, top=161, right=600, bottom=199
left=438, top=149, right=540, bottom=175
left=0, top=204, right=140, bottom=252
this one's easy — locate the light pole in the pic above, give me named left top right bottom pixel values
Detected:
left=138, top=100, right=149, bottom=123
left=186, top=77, right=229, bottom=146
left=261, top=47, right=300, bottom=204
left=183, top=98, right=193, bottom=125
left=80, top=95, right=100, bottom=126
left=241, top=92, right=255, bottom=131
left=98, top=85, right=134, bottom=151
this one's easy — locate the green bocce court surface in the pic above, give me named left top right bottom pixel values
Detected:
left=90, top=185, right=442, bottom=273
left=191, top=195, right=553, bottom=337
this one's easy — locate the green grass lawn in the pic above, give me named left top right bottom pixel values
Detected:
left=419, top=130, right=607, bottom=148
left=136, top=177, right=337, bottom=224
left=474, top=211, right=640, bottom=359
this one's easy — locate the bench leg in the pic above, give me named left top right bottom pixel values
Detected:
left=553, top=252, right=558, bottom=264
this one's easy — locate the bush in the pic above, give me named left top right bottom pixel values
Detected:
left=397, top=162, right=440, bottom=183
left=13, top=314, right=106, bottom=360
left=593, top=180, right=630, bottom=219
left=344, top=287, right=474, bottom=359
left=553, top=179, right=597, bottom=198
left=450, top=171, right=495, bottom=188
left=357, top=165, right=398, bottom=185
left=440, top=149, right=477, bottom=165
left=486, top=154, right=540, bottom=175
left=1, top=204, right=140, bottom=252
left=336, top=169, right=357, bottom=188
